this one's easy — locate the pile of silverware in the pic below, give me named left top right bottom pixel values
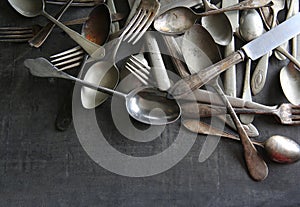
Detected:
left=2, top=0, right=300, bottom=181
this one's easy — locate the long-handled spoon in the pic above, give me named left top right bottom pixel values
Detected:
left=55, top=3, right=113, bottom=131
left=182, top=24, right=268, bottom=181
left=183, top=120, right=300, bottom=164
left=24, top=58, right=181, bottom=126
left=8, top=0, right=105, bottom=59
left=153, top=0, right=271, bottom=37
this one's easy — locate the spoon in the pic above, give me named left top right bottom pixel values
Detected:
left=24, top=58, right=181, bottom=126
left=55, top=3, right=113, bottom=131
left=182, top=24, right=268, bottom=181
left=280, top=62, right=300, bottom=105
left=270, top=0, right=285, bottom=28
left=239, top=9, right=264, bottom=123
left=7, top=0, right=105, bottom=59
left=183, top=120, right=300, bottom=164
left=154, top=0, right=232, bottom=46
left=153, top=0, right=271, bottom=43
left=279, top=0, right=300, bottom=105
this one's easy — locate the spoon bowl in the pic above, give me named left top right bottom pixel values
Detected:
left=280, top=62, right=300, bottom=105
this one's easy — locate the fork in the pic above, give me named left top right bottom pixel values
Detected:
left=126, top=58, right=300, bottom=126
left=182, top=103, right=300, bottom=125
left=121, top=0, right=160, bottom=44
left=0, top=17, right=89, bottom=43
left=46, top=0, right=105, bottom=7
left=50, top=0, right=160, bottom=70
left=0, top=25, right=42, bottom=42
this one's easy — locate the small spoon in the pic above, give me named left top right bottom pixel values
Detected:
left=183, top=120, right=300, bottom=164
left=7, top=0, right=105, bottom=59
left=24, top=58, right=181, bottom=126
left=182, top=24, right=268, bottom=181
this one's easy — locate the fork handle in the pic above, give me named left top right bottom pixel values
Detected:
left=29, top=0, right=73, bottom=48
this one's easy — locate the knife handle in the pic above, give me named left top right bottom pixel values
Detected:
left=251, top=53, right=270, bottom=95
left=170, top=51, right=245, bottom=98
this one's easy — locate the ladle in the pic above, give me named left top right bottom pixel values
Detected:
left=24, top=58, right=181, bottom=126
left=182, top=25, right=268, bottom=181
left=7, top=0, right=105, bottom=59
left=183, top=120, right=300, bottom=164
left=153, top=0, right=271, bottom=44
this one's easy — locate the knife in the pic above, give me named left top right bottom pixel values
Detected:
left=169, top=13, right=300, bottom=98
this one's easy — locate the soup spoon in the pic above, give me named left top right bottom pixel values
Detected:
left=24, top=58, right=181, bottom=126
left=7, top=0, right=105, bottom=59
left=183, top=120, right=300, bottom=164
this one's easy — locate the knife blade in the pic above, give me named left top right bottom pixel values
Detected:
left=169, top=13, right=300, bottom=98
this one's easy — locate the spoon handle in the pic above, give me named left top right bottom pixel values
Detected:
left=169, top=51, right=245, bottom=98
left=28, top=0, right=73, bottom=48
left=251, top=53, right=270, bottom=95
left=241, top=58, right=255, bottom=124
left=197, top=0, right=272, bottom=16
left=183, top=119, right=263, bottom=147
left=211, top=81, right=268, bottom=181
left=41, top=10, right=105, bottom=59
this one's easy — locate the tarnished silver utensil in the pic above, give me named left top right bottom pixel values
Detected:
left=183, top=120, right=300, bottom=164
left=24, top=58, right=181, bottom=125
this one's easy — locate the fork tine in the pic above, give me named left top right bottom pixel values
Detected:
left=125, top=63, right=149, bottom=86
left=130, top=55, right=151, bottom=70
left=53, top=55, right=84, bottom=67
left=291, top=106, right=300, bottom=114
left=50, top=49, right=84, bottom=63
left=58, top=62, right=83, bottom=71
left=121, top=9, right=142, bottom=38
left=132, top=12, right=156, bottom=45
left=0, top=26, right=33, bottom=31
left=291, top=115, right=300, bottom=120
left=126, top=11, right=152, bottom=43
left=50, top=46, right=82, bottom=59
left=123, top=10, right=147, bottom=42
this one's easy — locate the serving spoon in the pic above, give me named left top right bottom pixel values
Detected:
left=7, top=0, right=105, bottom=59
left=24, top=58, right=181, bottom=126
left=183, top=120, right=300, bottom=164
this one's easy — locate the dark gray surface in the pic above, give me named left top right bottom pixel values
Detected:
left=0, top=1, right=300, bottom=206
